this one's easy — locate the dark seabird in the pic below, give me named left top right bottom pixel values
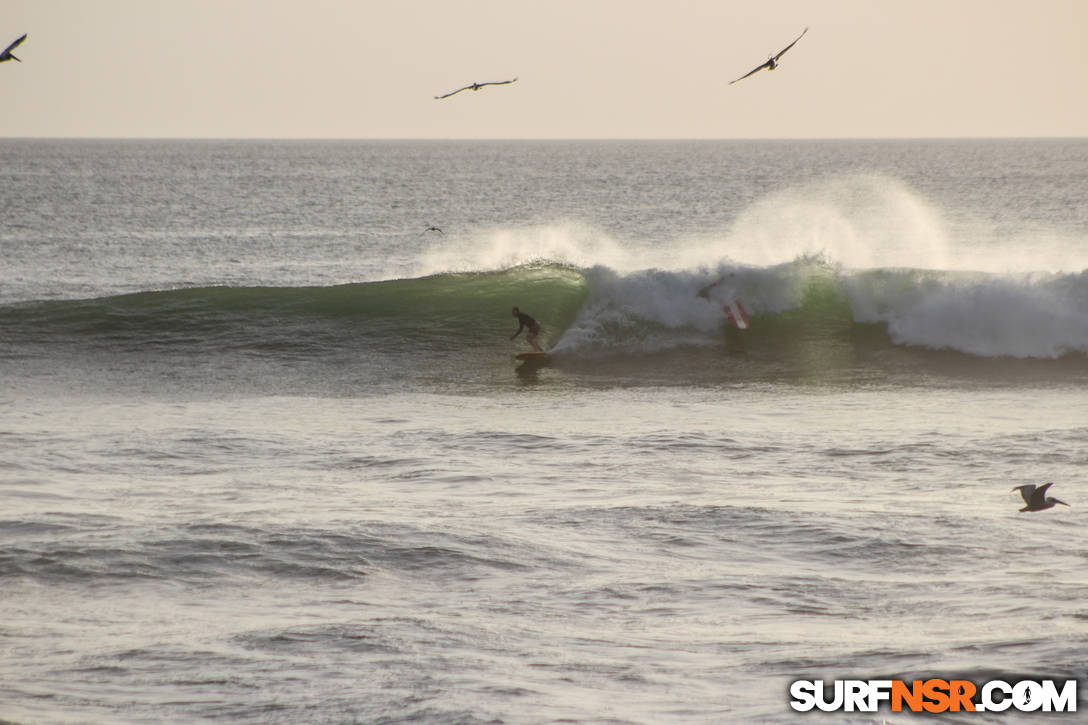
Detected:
left=729, top=27, right=807, bottom=85
left=0, top=33, right=27, bottom=63
left=425, top=226, right=444, bottom=235
left=1011, top=482, right=1069, bottom=512
left=434, top=77, right=517, bottom=99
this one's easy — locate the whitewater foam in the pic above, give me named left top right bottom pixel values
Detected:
left=551, top=260, right=827, bottom=356
left=846, top=270, right=1088, bottom=358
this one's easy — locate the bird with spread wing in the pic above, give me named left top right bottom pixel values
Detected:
left=0, top=33, right=27, bottom=64
left=729, top=27, right=807, bottom=85
left=434, top=77, right=518, bottom=99
left=1011, top=482, right=1070, bottom=512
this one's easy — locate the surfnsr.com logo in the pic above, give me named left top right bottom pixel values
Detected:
left=789, top=678, right=1078, bottom=713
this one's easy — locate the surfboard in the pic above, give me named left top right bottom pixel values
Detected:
left=515, top=351, right=551, bottom=368
left=724, top=299, right=749, bottom=329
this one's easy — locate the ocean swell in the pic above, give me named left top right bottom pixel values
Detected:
left=4, top=260, right=1088, bottom=364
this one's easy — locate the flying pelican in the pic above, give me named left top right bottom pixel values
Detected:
left=729, top=27, right=807, bottom=85
left=434, top=77, right=517, bottom=100
left=1011, top=482, right=1070, bottom=512
left=0, top=33, right=27, bottom=64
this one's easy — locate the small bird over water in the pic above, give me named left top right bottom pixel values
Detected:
left=0, top=33, right=27, bottom=63
left=1011, top=482, right=1069, bottom=512
left=434, top=77, right=518, bottom=99
left=729, top=27, right=807, bottom=84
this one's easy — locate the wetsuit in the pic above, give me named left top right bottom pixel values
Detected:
left=512, top=311, right=540, bottom=338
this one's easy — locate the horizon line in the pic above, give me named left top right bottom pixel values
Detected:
left=2, top=135, right=1086, bottom=142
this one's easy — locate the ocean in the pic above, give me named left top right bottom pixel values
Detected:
left=1, top=138, right=1086, bottom=724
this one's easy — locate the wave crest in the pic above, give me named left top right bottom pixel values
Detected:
left=845, top=269, right=1088, bottom=358
left=5, top=260, right=1088, bottom=363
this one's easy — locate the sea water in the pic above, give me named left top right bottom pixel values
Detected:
left=1, top=139, right=1086, bottom=724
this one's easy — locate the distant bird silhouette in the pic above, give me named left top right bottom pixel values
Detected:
left=1011, top=482, right=1069, bottom=512
left=434, top=77, right=518, bottom=99
left=424, top=226, right=444, bottom=235
left=0, top=33, right=27, bottom=64
left=729, top=27, right=807, bottom=85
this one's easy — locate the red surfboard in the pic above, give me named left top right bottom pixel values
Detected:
left=724, top=299, right=749, bottom=329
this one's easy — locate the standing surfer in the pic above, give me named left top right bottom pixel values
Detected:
left=510, top=307, right=543, bottom=352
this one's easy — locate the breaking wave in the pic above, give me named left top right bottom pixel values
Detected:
left=4, top=260, right=1088, bottom=362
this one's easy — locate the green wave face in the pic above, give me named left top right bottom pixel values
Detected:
left=0, top=264, right=591, bottom=355
left=5, top=260, right=1088, bottom=387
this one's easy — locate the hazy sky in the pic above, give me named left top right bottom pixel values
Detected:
left=2, top=0, right=1085, bottom=139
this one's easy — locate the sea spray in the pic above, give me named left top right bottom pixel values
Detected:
left=417, top=221, right=633, bottom=276
left=723, top=174, right=952, bottom=270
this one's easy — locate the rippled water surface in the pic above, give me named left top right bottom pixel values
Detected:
left=2, top=140, right=1086, bottom=723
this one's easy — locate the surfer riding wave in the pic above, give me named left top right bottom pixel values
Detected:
left=511, top=306, right=544, bottom=352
